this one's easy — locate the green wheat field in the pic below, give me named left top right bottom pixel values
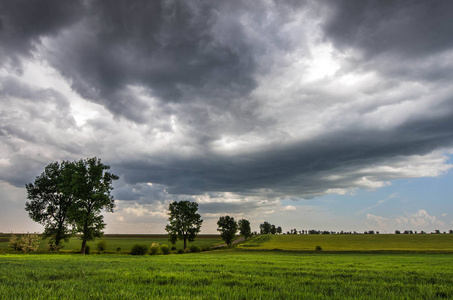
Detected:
left=1, top=234, right=453, bottom=299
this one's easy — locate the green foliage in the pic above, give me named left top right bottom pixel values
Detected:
left=25, top=161, right=74, bottom=249
left=97, top=241, right=107, bottom=252
left=315, top=245, right=323, bottom=251
left=177, top=249, right=184, bottom=254
left=84, top=245, right=90, bottom=254
left=8, top=233, right=40, bottom=253
left=130, top=244, right=148, bottom=255
left=165, top=201, right=203, bottom=249
left=149, top=243, right=160, bottom=255
left=1, top=253, right=453, bottom=299
left=25, top=157, right=119, bottom=255
left=8, top=234, right=21, bottom=251
left=260, top=221, right=272, bottom=234
left=189, top=245, right=201, bottom=253
left=160, top=244, right=170, bottom=255
left=68, top=157, right=119, bottom=254
left=116, top=247, right=121, bottom=253
left=217, top=215, right=238, bottom=246
left=238, top=219, right=252, bottom=239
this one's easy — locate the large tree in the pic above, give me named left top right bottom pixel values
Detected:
left=217, top=215, right=238, bottom=246
left=25, top=161, right=74, bottom=250
left=165, top=201, right=203, bottom=249
left=238, top=219, right=252, bottom=240
left=68, top=157, right=119, bottom=255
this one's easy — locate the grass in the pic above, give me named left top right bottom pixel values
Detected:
left=238, top=234, right=453, bottom=252
left=0, top=251, right=452, bottom=299
left=0, top=233, right=226, bottom=252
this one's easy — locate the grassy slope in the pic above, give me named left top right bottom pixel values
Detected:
left=0, top=252, right=452, bottom=299
left=239, top=234, right=453, bottom=252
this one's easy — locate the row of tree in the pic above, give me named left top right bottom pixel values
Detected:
left=163, top=200, right=253, bottom=248
left=25, top=157, right=118, bottom=254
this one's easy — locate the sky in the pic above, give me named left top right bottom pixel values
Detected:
left=1, top=0, right=453, bottom=234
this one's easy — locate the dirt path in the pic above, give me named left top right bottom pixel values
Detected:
left=210, top=237, right=246, bottom=249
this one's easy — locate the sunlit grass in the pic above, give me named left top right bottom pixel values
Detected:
left=0, top=252, right=452, bottom=299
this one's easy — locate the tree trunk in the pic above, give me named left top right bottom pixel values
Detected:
left=81, top=239, right=87, bottom=255
left=184, top=236, right=187, bottom=249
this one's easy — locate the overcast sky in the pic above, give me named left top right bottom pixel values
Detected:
left=1, top=0, right=453, bottom=234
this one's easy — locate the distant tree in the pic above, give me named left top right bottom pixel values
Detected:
left=217, top=215, right=238, bottom=246
left=276, top=226, right=282, bottom=234
left=449, top=230, right=453, bottom=234
left=25, top=161, right=74, bottom=250
left=165, top=201, right=203, bottom=249
left=395, top=230, right=401, bottom=234
left=270, top=225, right=277, bottom=235
left=238, top=219, right=252, bottom=239
left=68, top=157, right=119, bottom=255
left=260, top=221, right=272, bottom=234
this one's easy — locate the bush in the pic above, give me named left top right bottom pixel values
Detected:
left=116, top=247, right=122, bottom=252
left=97, top=241, right=107, bottom=252
left=171, top=246, right=176, bottom=251
left=315, top=245, right=322, bottom=251
left=177, top=249, right=184, bottom=254
left=8, top=234, right=21, bottom=251
left=85, top=245, right=91, bottom=254
left=189, top=245, right=201, bottom=253
left=131, top=244, right=148, bottom=255
left=150, top=243, right=160, bottom=255
left=160, top=244, right=170, bottom=255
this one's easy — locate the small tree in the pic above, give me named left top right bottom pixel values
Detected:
left=165, top=201, right=203, bottom=249
left=217, top=215, right=238, bottom=246
left=260, top=221, right=272, bottom=234
left=238, top=219, right=252, bottom=239
left=276, top=226, right=282, bottom=234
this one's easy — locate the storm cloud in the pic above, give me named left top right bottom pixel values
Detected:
left=1, top=0, right=453, bottom=230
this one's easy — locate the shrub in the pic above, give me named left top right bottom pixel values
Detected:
left=19, top=233, right=40, bottom=253
left=189, top=245, right=201, bottom=253
left=160, top=244, right=170, bottom=255
left=150, top=243, right=160, bottom=255
left=131, top=244, right=148, bottom=255
left=177, top=249, right=184, bottom=254
left=171, top=246, right=176, bottom=251
left=85, top=245, right=91, bottom=254
left=116, top=247, right=121, bottom=252
left=97, top=241, right=107, bottom=252
left=315, top=245, right=322, bottom=251
left=8, top=234, right=21, bottom=251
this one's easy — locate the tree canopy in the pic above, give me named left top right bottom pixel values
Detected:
left=217, top=215, right=238, bottom=246
left=238, top=219, right=252, bottom=239
left=165, top=201, right=203, bottom=249
left=25, top=157, right=118, bottom=254
left=25, top=161, right=74, bottom=250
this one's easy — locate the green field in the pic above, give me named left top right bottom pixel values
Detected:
left=1, top=251, right=452, bottom=299
left=0, top=234, right=225, bottom=252
left=239, top=234, right=453, bottom=252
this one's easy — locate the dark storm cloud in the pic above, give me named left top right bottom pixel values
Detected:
left=0, top=0, right=85, bottom=71
left=116, top=106, right=453, bottom=198
left=323, top=0, right=453, bottom=59
left=43, top=0, right=261, bottom=122
left=1, top=0, right=453, bottom=207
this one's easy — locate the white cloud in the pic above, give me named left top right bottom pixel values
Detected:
left=396, top=210, right=444, bottom=228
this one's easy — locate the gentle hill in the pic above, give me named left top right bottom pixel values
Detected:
left=238, top=234, right=453, bottom=252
